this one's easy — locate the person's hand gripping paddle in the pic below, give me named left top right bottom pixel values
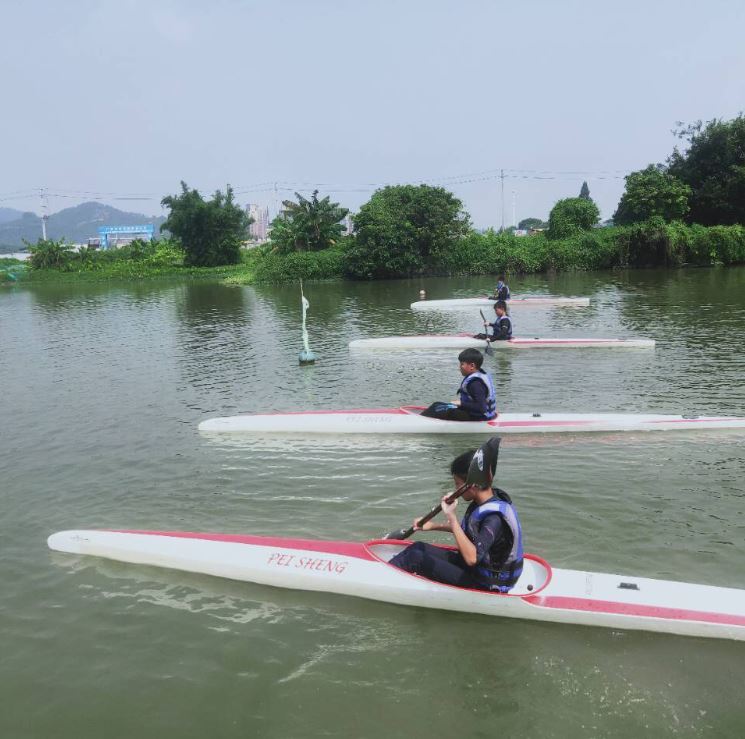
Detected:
left=479, top=309, right=495, bottom=356
left=382, top=436, right=501, bottom=540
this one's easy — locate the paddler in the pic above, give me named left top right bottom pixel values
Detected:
left=491, top=275, right=510, bottom=301
left=420, top=348, right=497, bottom=422
left=389, top=447, right=523, bottom=591
left=473, top=300, right=512, bottom=342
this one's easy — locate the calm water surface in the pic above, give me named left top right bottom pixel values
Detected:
left=2, top=268, right=745, bottom=738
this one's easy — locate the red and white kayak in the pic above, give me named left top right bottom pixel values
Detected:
left=47, top=530, right=745, bottom=641
left=411, top=296, right=590, bottom=310
left=197, top=407, right=745, bottom=435
left=349, top=335, right=655, bottom=350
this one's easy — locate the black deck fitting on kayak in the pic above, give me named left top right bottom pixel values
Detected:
left=618, top=582, right=640, bottom=590
left=682, top=414, right=700, bottom=419
left=532, top=412, right=541, bottom=417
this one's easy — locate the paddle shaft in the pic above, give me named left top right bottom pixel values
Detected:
left=479, top=310, right=494, bottom=356
left=385, top=482, right=470, bottom=540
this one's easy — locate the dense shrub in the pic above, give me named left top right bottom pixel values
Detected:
left=345, top=185, right=470, bottom=278
left=27, top=239, right=75, bottom=270
left=547, top=198, right=600, bottom=240
left=668, top=116, right=745, bottom=226
left=161, top=182, right=249, bottom=267
left=253, top=246, right=345, bottom=283
left=614, top=165, right=691, bottom=225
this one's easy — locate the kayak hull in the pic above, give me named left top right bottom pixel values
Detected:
left=411, top=297, right=590, bottom=310
left=47, top=530, right=745, bottom=641
left=197, top=407, right=745, bottom=435
left=349, top=335, right=656, bottom=350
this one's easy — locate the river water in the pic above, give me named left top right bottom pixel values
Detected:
left=2, top=268, right=745, bottom=738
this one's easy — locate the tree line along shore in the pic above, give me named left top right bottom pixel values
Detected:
left=4, top=115, right=745, bottom=287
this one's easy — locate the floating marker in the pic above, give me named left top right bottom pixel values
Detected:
left=298, top=282, right=316, bottom=365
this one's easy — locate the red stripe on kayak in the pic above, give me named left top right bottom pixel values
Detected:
left=251, top=409, right=409, bottom=416
left=489, top=420, right=595, bottom=427
left=648, top=418, right=742, bottom=424
left=111, top=531, right=378, bottom=561
left=509, top=339, right=623, bottom=345
left=524, top=595, right=745, bottom=627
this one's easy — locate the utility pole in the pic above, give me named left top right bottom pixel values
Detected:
left=500, top=169, right=505, bottom=232
left=512, top=190, right=516, bottom=229
left=39, top=188, right=48, bottom=241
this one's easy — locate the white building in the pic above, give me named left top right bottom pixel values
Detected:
left=246, top=204, right=270, bottom=241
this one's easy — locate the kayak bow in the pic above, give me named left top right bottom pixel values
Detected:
left=197, top=407, right=745, bottom=435
left=47, top=530, right=745, bottom=641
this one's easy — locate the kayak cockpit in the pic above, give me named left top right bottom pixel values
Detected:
left=365, top=541, right=552, bottom=597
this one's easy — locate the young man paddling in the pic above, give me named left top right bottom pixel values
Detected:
left=390, top=448, right=523, bottom=592
left=474, top=300, right=512, bottom=342
left=491, top=275, right=510, bottom=301
left=420, top=348, right=497, bottom=422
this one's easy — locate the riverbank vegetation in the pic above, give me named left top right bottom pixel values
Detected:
left=10, top=114, right=745, bottom=287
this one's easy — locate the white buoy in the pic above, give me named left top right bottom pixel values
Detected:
left=419, top=289, right=426, bottom=300
left=298, top=282, right=316, bottom=365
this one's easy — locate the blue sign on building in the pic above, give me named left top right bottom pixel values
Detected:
left=97, top=224, right=155, bottom=249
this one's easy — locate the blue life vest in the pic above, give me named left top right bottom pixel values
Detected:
left=491, top=314, right=512, bottom=340
left=460, top=492, right=523, bottom=591
left=496, top=282, right=510, bottom=301
left=458, top=370, right=497, bottom=420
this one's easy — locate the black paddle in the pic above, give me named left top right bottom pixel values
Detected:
left=383, top=436, right=501, bottom=540
left=479, top=309, right=495, bottom=356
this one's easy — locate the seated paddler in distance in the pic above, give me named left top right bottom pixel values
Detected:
left=491, top=275, right=510, bottom=301
left=473, top=300, right=512, bottom=342
left=420, top=348, right=497, bottom=422
left=389, top=446, right=523, bottom=592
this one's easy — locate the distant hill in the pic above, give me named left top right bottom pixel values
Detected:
left=0, top=207, right=24, bottom=225
left=0, top=201, right=166, bottom=250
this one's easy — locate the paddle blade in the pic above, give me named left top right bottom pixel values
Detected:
left=382, top=526, right=414, bottom=541
left=465, top=436, right=501, bottom=488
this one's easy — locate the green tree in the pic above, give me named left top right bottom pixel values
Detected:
left=26, top=238, right=74, bottom=270
left=613, top=165, right=691, bottom=225
left=667, top=116, right=745, bottom=225
left=579, top=181, right=591, bottom=200
left=546, top=197, right=600, bottom=240
left=161, top=182, right=250, bottom=267
left=269, top=190, right=348, bottom=254
left=344, top=184, right=470, bottom=278
left=518, top=217, right=547, bottom=230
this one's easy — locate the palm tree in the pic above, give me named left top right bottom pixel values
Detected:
left=270, top=190, right=349, bottom=253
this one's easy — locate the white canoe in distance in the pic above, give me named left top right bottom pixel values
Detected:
left=349, top=334, right=656, bottom=350
left=198, top=406, right=745, bottom=435
left=47, top=530, right=745, bottom=641
left=411, top=296, right=590, bottom=310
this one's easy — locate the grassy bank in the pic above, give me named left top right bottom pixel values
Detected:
left=240, top=221, right=745, bottom=283
left=8, top=221, right=745, bottom=287
left=11, top=244, right=260, bottom=285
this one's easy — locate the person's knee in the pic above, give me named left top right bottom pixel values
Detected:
left=396, top=541, right=427, bottom=570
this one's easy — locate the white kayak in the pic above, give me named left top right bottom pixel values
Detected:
left=411, top=296, right=590, bottom=310
left=198, top=407, right=745, bottom=435
left=349, top=335, right=655, bottom=350
left=47, top=530, right=745, bottom=641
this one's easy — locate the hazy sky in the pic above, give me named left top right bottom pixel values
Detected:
left=2, top=0, right=744, bottom=227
